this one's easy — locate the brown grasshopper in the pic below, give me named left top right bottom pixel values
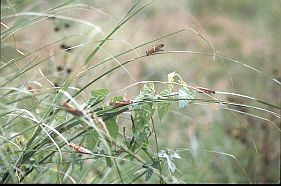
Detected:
left=196, top=86, right=215, bottom=94
left=146, top=44, right=164, bottom=56
left=63, top=102, right=83, bottom=117
left=68, top=142, right=92, bottom=154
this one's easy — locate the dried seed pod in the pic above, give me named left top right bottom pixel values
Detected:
left=53, top=82, right=60, bottom=88
left=47, top=16, right=56, bottom=20
left=63, top=102, right=83, bottom=117
left=60, top=44, right=66, bottom=49
left=27, top=85, right=33, bottom=92
left=65, top=46, right=72, bottom=52
left=196, top=86, right=215, bottom=94
left=54, top=27, right=60, bottom=32
left=66, top=68, right=72, bottom=74
left=27, top=85, right=38, bottom=93
left=60, top=43, right=72, bottom=52
left=68, top=142, right=92, bottom=154
left=146, top=44, right=164, bottom=56
left=91, top=112, right=111, bottom=142
left=57, top=66, right=63, bottom=71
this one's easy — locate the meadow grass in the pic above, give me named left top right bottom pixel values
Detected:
left=1, top=0, right=280, bottom=183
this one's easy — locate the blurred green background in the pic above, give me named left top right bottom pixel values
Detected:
left=1, top=0, right=280, bottom=183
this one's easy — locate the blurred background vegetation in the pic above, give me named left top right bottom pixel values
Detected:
left=1, top=0, right=280, bottom=183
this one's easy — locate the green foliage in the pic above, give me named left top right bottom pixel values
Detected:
left=157, top=89, right=172, bottom=121
left=145, top=167, right=153, bottom=181
left=111, top=96, right=125, bottom=102
left=158, top=149, right=181, bottom=174
left=178, top=87, right=194, bottom=110
left=144, top=159, right=160, bottom=181
left=88, top=89, right=109, bottom=107
left=104, top=117, right=118, bottom=140
left=54, top=114, right=68, bottom=123
left=133, top=83, right=156, bottom=130
left=128, top=75, right=193, bottom=153
left=85, top=130, right=98, bottom=150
